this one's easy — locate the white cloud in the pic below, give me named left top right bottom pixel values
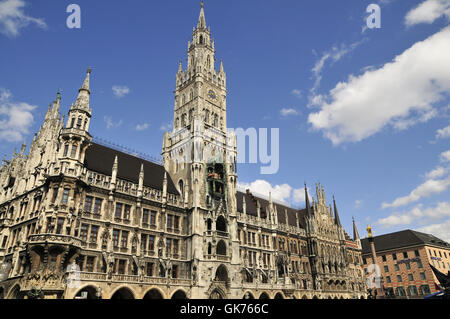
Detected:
left=354, top=200, right=363, bottom=209
left=0, top=88, right=11, bottom=101
left=291, top=89, right=302, bottom=99
left=104, top=116, right=123, bottom=129
left=280, top=108, right=299, bottom=117
left=135, top=123, right=149, bottom=131
left=310, top=40, right=366, bottom=100
left=383, top=150, right=450, bottom=209
left=377, top=202, right=450, bottom=227
left=416, top=219, right=450, bottom=243
left=308, top=26, right=450, bottom=145
left=160, top=122, right=173, bottom=131
left=112, top=85, right=130, bottom=98
left=0, top=88, right=36, bottom=142
left=238, top=180, right=292, bottom=204
left=405, top=0, right=450, bottom=27
left=440, top=150, right=450, bottom=162
left=382, top=176, right=450, bottom=209
left=425, top=166, right=448, bottom=179
left=436, top=125, right=450, bottom=139
left=292, top=187, right=312, bottom=204
left=0, top=0, right=46, bottom=37
left=237, top=180, right=312, bottom=205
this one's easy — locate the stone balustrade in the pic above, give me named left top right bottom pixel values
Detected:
left=28, top=233, right=84, bottom=247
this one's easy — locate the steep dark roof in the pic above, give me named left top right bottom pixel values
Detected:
left=84, top=143, right=179, bottom=195
left=236, top=190, right=308, bottom=229
left=236, top=191, right=258, bottom=216
left=361, top=229, right=450, bottom=254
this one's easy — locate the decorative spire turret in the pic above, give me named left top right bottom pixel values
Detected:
left=138, top=163, right=144, bottom=197
left=80, top=68, right=91, bottom=93
left=72, top=68, right=91, bottom=111
left=20, top=140, right=26, bottom=155
left=162, top=171, right=168, bottom=200
left=352, top=217, right=360, bottom=241
left=111, top=155, right=118, bottom=190
left=51, top=90, right=61, bottom=117
left=333, top=195, right=341, bottom=226
left=197, top=1, right=206, bottom=29
left=305, top=183, right=312, bottom=217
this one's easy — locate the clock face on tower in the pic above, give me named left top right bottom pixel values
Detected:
left=208, top=90, right=216, bottom=100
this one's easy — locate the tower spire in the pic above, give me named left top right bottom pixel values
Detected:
left=138, top=163, right=144, bottom=196
left=73, top=68, right=91, bottom=111
left=333, top=195, right=341, bottom=226
left=353, top=217, right=360, bottom=240
left=80, top=68, right=91, bottom=93
left=52, top=90, right=61, bottom=116
left=198, top=1, right=206, bottom=28
left=305, top=183, right=312, bottom=217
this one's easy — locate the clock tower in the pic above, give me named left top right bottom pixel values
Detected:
left=162, top=2, right=240, bottom=298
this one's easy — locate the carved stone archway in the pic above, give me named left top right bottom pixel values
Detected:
left=111, top=287, right=135, bottom=299
left=143, top=288, right=164, bottom=299
left=259, top=292, right=270, bottom=299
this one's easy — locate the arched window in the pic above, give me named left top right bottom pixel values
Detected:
left=181, top=114, right=186, bottom=126
left=215, top=265, right=228, bottom=282
left=71, top=144, right=78, bottom=158
left=205, top=110, right=210, bottom=123
left=175, top=117, right=179, bottom=128
left=214, top=114, right=218, bottom=127
left=216, top=216, right=227, bottom=233
left=199, top=35, right=203, bottom=44
left=63, top=144, right=69, bottom=157
left=8, top=206, right=14, bottom=219
left=178, top=180, right=184, bottom=198
left=208, top=243, right=212, bottom=255
left=206, top=219, right=212, bottom=231
left=216, top=240, right=226, bottom=256
left=189, top=89, right=194, bottom=101
left=76, top=117, right=82, bottom=129
left=277, top=260, right=285, bottom=277
left=182, top=94, right=186, bottom=105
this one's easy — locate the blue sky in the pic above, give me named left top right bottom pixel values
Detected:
left=1, top=0, right=449, bottom=241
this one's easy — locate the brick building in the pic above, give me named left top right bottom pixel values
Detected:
left=361, top=229, right=450, bottom=299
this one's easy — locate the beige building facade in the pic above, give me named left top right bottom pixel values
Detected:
left=0, top=3, right=366, bottom=300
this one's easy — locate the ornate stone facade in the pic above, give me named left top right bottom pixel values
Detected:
left=0, top=3, right=366, bottom=300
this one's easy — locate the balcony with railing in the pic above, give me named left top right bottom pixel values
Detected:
left=28, top=233, right=84, bottom=248
left=81, top=170, right=184, bottom=208
left=61, top=127, right=92, bottom=138
left=78, top=272, right=191, bottom=286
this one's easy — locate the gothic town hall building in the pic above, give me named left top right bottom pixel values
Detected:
left=0, top=4, right=367, bottom=299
